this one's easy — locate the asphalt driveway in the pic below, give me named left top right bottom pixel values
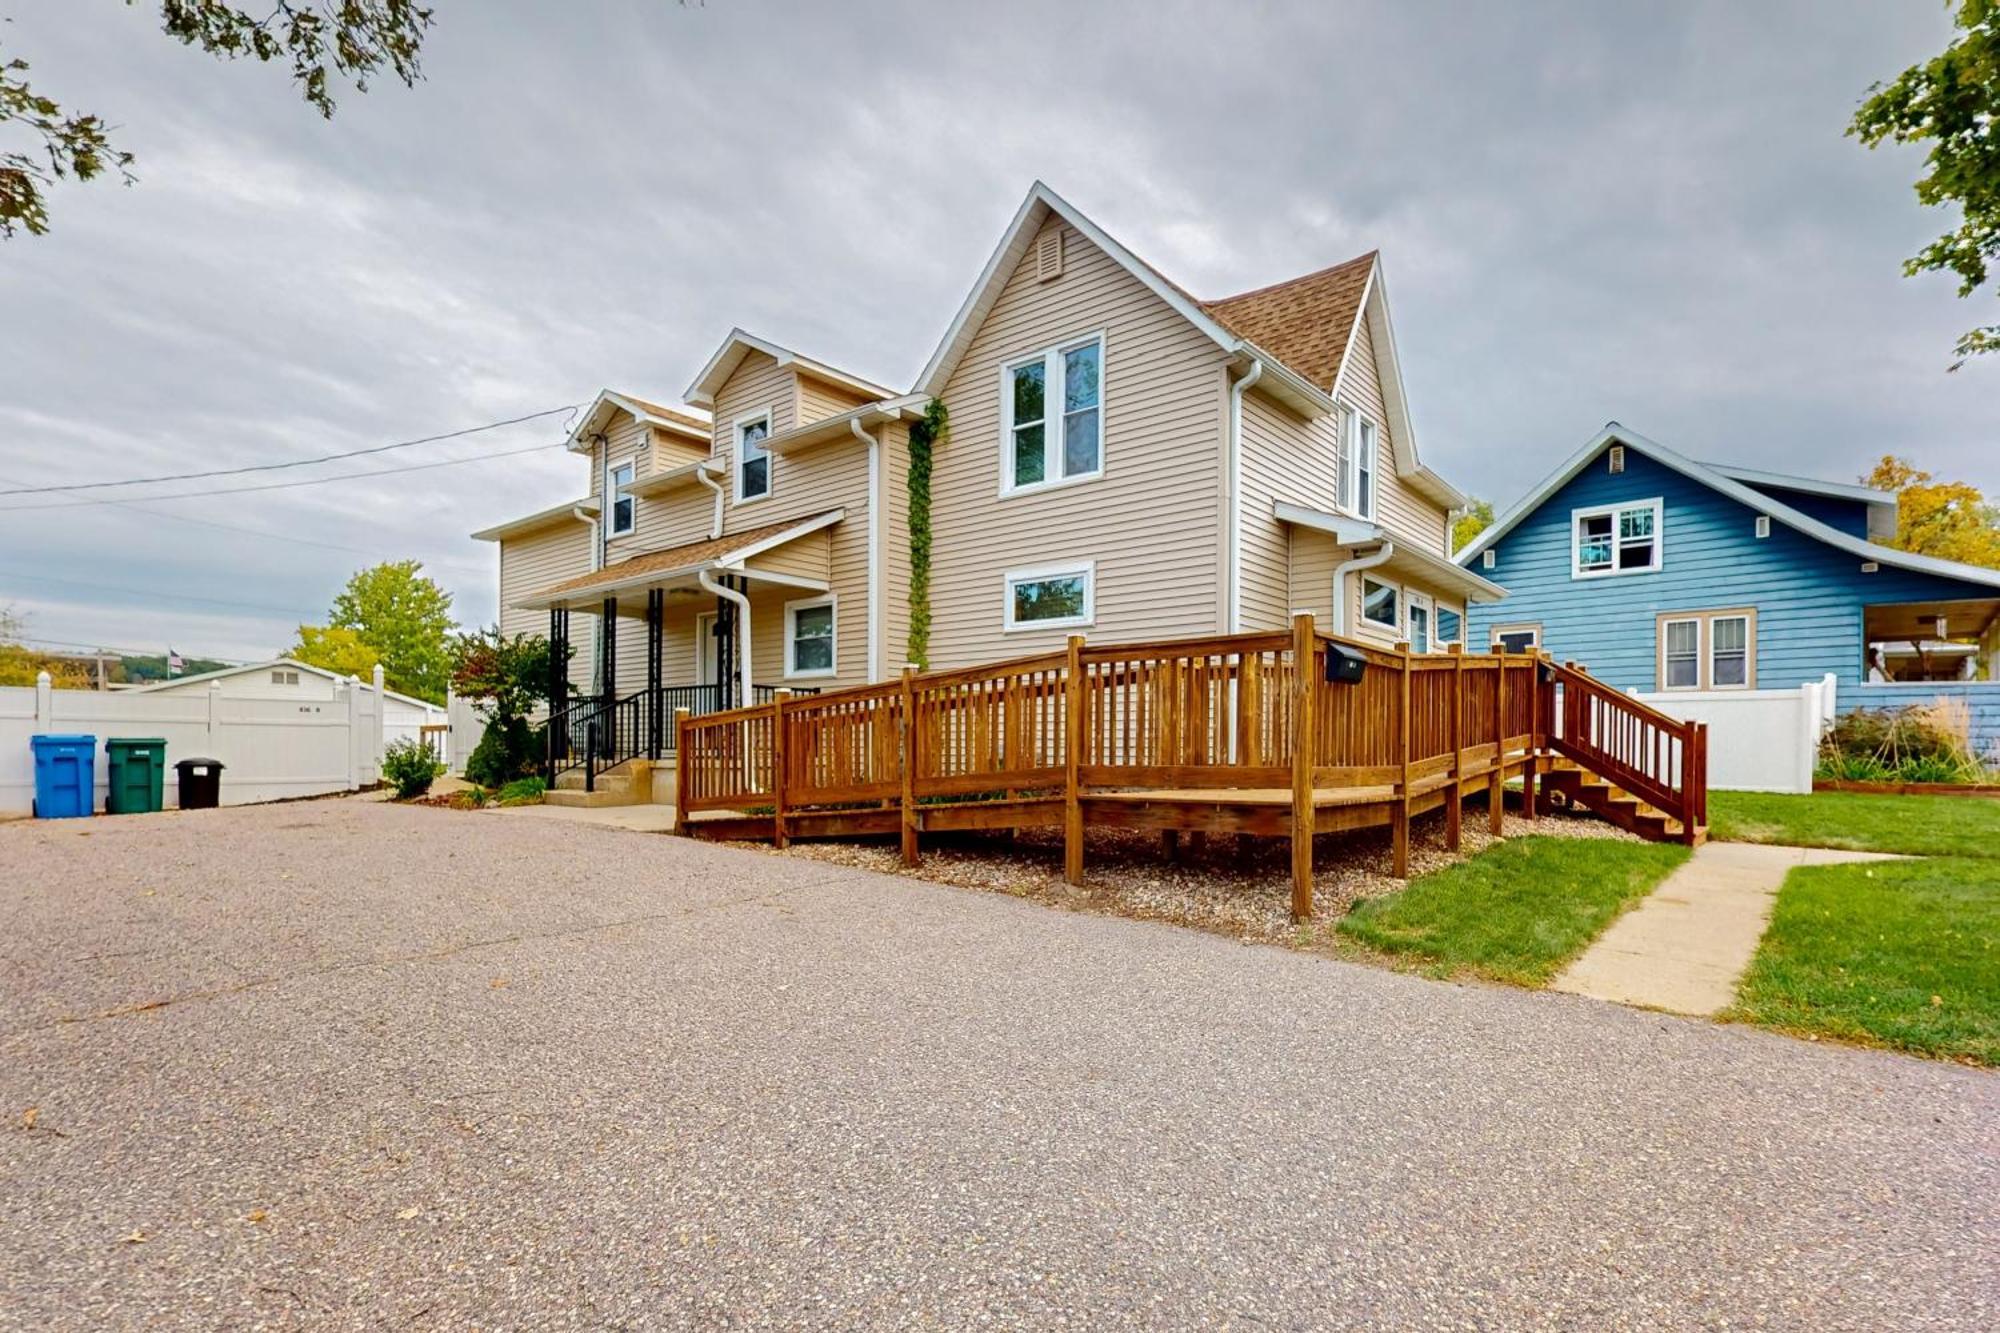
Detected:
left=1, top=799, right=1992, bottom=1330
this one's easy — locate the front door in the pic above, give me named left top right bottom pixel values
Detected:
left=1407, top=592, right=1433, bottom=654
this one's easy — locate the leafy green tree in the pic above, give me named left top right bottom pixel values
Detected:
left=289, top=624, right=382, bottom=680
left=2, top=1, right=433, bottom=238
left=1451, top=498, right=1495, bottom=555
left=451, top=627, right=568, bottom=786
left=1850, top=1, right=2000, bottom=367
left=293, top=560, right=455, bottom=702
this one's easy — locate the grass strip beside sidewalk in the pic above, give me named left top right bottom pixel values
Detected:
left=1709, top=791, right=2000, bottom=858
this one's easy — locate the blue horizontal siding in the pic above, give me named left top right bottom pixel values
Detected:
left=1467, top=446, right=1997, bottom=695
left=1842, top=682, right=2000, bottom=761
left=1740, top=483, right=1870, bottom=539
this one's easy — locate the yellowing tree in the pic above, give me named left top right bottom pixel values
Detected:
left=1863, top=456, right=2000, bottom=569
left=290, top=624, right=380, bottom=680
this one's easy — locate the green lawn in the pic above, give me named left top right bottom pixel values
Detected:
left=1710, top=790, right=2000, bottom=858
left=1729, top=857, right=2000, bottom=1065
left=1336, top=837, right=1691, bottom=986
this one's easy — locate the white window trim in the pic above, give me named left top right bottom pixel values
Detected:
left=606, top=460, right=636, bottom=536
left=1337, top=406, right=1381, bottom=521
left=783, top=594, right=837, bottom=680
left=1358, top=573, right=1402, bottom=638
left=1490, top=623, right=1542, bottom=653
left=733, top=408, right=774, bottom=505
left=997, top=331, right=1105, bottom=498
left=1660, top=615, right=1703, bottom=692
left=1570, top=497, right=1663, bottom=580
left=1002, top=559, right=1096, bottom=632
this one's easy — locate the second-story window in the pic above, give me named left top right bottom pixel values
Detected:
left=607, top=461, right=635, bottom=536
left=1340, top=410, right=1378, bottom=519
left=1572, top=498, right=1662, bottom=578
left=1002, top=334, right=1102, bottom=494
left=736, top=414, right=771, bottom=502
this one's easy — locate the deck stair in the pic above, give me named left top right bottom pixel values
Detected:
left=1540, top=757, right=1706, bottom=846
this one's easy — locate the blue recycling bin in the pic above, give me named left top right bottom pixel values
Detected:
left=31, top=734, right=96, bottom=819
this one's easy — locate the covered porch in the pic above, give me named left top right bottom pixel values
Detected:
left=514, top=512, right=841, bottom=785
left=1864, top=596, right=2000, bottom=683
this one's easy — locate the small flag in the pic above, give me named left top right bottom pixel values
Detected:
left=168, top=649, right=184, bottom=677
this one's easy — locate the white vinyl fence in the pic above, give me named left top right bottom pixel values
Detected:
left=2, top=669, right=385, bottom=815
left=446, top=692, right=484, bottom=776
left=1631, top=674, right=1837, bottom=794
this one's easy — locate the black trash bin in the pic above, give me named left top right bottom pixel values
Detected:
left=174, top=757, right=224, bottom=810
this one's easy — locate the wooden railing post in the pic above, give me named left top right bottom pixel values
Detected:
left=770, top=689, right=790, bottom=849
left=1445, top=642, right=1464, bottom=852
left=1489, top=646, right=1508, bottom=834
left=672, top=707, right=691, bottom=834
left=1393, top=639, right=1412, bottom=878
left=1290, top=613, right=1317, bottom=918
left=1064, top=636, right=1086, bottom=886
left=1523, top=654, right=1542, bottom=821
left=899, top=665, right=919, bottom=866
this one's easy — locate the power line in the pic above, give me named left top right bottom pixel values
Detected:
left=0, top=440, right=567, bottom=512
left=9, top=634, right=255, bottom=665
left=0, top=470, right=383, bottom=557
left=0, top=405, right=580, bottom=496
left=0, top=568, right=317, bottom=619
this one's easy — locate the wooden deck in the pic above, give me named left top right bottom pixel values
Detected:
left=675, top=616, right=1709, bottom=919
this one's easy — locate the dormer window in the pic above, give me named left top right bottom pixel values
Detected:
left=1572, top=498, right=1661, bottom=578
left=1340, top=410, right=1377, bottom=519
left=736, top=412, right=771, bottom=502
left=606, top=461, right=635, bottom=536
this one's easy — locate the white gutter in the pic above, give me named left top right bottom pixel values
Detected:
left=1225, top=359, right=1264, bottom=633
left=1331, top=541, right=1395, bottom=636
left=697, top=569, right=752, bottom=704
left=851, top=417, right=882, bottom=683
left=693, top=454, right=726, bottom=539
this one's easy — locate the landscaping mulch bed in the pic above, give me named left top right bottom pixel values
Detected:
left=752, top=801, right=1634, bottom=944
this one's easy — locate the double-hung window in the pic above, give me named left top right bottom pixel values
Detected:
left=736, top=413, right=771, bottom=502
left=1657, top=609, right=1754, bottom=690
left=1340, top=410, right=1378, bottom=519
left=1003, top=561, right=1094, bottom=631
left=1002, top=335, right=1102, bottom=493
left=606, top=460, right=635, bottom=536
left=785, top=596, right=835, bottom=678
left=1572, top=498, right=1661, bottom=577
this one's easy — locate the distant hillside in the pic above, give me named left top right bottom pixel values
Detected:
left=118, top=654, right=233, bottom=683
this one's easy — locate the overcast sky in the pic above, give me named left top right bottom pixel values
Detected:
left=1, top=0, right=1992, bottom=662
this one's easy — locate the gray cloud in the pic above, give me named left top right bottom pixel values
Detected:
left=1, top=0, right=1990, bottom=661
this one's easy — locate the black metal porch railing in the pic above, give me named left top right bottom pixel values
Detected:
left=545, top=682, right=816, bottom=790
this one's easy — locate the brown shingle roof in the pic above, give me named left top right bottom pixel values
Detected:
left=1199, top=251, right=1376, bottom=393
left=533, top=513, right=836, bottom=600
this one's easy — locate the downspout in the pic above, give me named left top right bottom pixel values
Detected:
left=1331, top=541, right=1395, bottom=636
left=851, top=416, right=881, bottom=683
left=1225, top=359, right=1264, bottom=633
left=693, top=460, right=725, bottom=539
left=698, top=569, right=751, bottom=705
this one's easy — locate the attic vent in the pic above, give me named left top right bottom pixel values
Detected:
left=1036, top=229, right=1064, bottom=282
left=1481, top=549, right=1497, bottom=570
left=1860, top=560, right=1880, bottom=574
left=1754, top=515, right=1771, bottom=539
left=1608, top=445, right=1625, bottom=474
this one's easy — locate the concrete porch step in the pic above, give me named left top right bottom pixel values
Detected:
left=547, top=757, right=675, bottom=807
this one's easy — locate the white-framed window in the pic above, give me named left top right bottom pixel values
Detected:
left=270, top=669, right=299, bottom=686
left=1662, top=617, right=1702, bottom=690
left=1340, top=409, right=1378, bottom=519
left=1406, top=591, right=1433, bottom=653
left=1655, top=609, right=1755, bottom=690
left=1000, top=334, right=1102, bottom=494
left=606, top=460, right=635, bottom=536
left=735, top=411, right=772, bottom=502
left=1360, top=575, right=1399, bottom=632
left=1491, top=623, right=1541, bottom=654
left=1572, top=498, right=1662, bottom=578
left=784, top=596, right=836, bottom=678
left=1003, top=560, right=1095, bottom=631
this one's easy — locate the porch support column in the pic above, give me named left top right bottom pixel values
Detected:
left=646, top=588, right=664, bottom=759
left=600, top=596, right=617, bottom=701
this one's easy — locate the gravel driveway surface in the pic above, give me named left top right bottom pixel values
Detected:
left=1, top=799, right=1992, bottom=1330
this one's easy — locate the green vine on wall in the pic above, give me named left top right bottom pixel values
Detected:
left=905, top=397, right=945, bottom=669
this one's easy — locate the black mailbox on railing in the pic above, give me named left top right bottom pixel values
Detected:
left=1325, top=643, right=1369, bottom=685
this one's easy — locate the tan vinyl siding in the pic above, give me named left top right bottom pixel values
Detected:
left=498, top=518, right=594, bottom=692
left=1288, top=528, right=1465, bottom=650
left=929, top=218, right=1231, bottom=667
left=796, top=374, right=876, bottom=426
left=1341, top=315, right=1447, bottom=554
left=1236, top=392, right=1337, bottom=631
left=881, top=419, right=914, bottom=668
left=743, top=526, right=831, bottom=583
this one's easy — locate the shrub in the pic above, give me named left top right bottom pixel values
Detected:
left=1818, top=700, right=1992, bottom=784
left=496, top=776, right=547, bottom=806
left=382, top=737, right=444, bottom=799
left=465, top=715, right=537, bottom=788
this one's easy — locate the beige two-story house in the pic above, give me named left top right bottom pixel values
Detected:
left=473, top=182, right=1502, bottom=770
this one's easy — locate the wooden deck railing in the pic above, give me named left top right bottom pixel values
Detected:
left=1545, top=661, right=1708, bottom=835
left=675, top=615, right=1707, bottom=916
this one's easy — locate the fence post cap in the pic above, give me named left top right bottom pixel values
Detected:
left=36, top=670, right=50, bottom=686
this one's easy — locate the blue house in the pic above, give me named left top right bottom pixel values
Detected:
left=1456, top=425, right=2000, bottom=755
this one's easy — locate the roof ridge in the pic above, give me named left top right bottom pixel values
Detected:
left=1201, top=250, right=1378, bottom=310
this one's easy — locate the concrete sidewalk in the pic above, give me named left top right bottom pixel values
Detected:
left=1553, top=841, right=1904, bottom=1015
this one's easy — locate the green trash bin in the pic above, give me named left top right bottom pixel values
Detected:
left=105, top=737, right=168, bottom=814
